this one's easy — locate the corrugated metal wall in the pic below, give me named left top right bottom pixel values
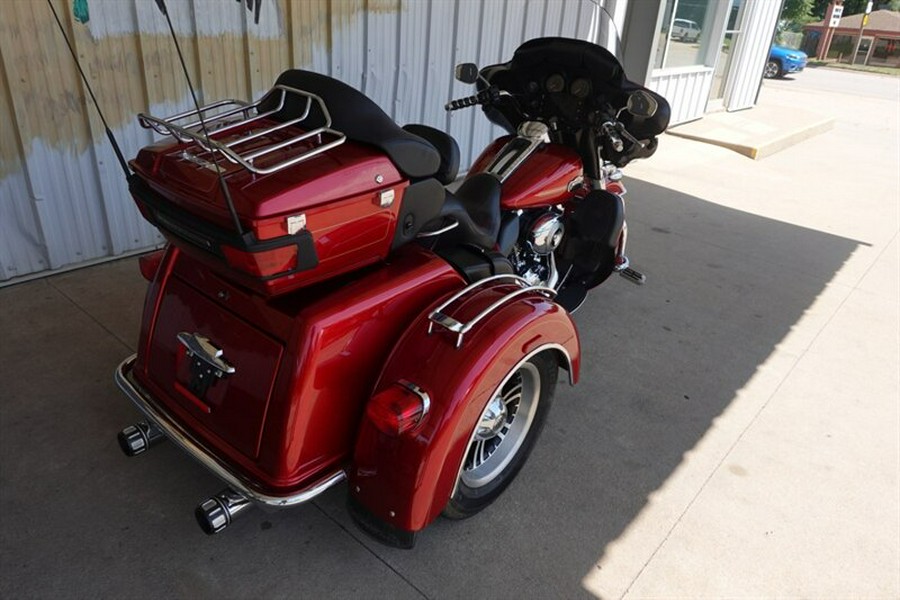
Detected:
left=0, top=0, right=599, bottom=284
left=648, top=66, right=715, bottom=124
left=725, top=0, right=781, bottom=111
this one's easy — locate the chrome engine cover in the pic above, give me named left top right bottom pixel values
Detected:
left=528, top=213, right=565, bottom=255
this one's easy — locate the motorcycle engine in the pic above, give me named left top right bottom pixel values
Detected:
left=510, top=210, right=564, bottom=287
left=529, top=212, right=565, bottom=255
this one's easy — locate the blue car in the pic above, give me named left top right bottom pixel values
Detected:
left=765, top=45, right=808, bottom=78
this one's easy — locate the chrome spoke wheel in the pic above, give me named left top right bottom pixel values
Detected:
left=764, top=60, right=779, bottom=79
left=461, top=362, right=540, bottom=489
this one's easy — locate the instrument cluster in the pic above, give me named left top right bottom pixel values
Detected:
left=520, top=71, right=601, bottom=128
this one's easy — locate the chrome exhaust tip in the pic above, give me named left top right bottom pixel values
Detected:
left=118, top=421, right=166, bottom=456
left=195, top=488, right=253, bottom=535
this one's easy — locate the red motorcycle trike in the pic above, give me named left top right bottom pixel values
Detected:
left=114, top=36, right=669, bottom=547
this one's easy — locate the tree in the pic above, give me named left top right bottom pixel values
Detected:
left=782, top=0, right=814, bottom=22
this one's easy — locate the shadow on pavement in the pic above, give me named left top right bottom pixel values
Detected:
left=0, top=179, right=864, bottom=598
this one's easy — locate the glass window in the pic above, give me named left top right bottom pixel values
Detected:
left=654, top=0, right=718, bottom=70
left=827, top=34, right=855, bottom=61
left=870, top=38, right=900, bottom=67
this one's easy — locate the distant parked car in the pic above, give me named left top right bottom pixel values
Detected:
left=672, top=18, right=701, bottom=43
left=765, top=46, right=808, bottom=78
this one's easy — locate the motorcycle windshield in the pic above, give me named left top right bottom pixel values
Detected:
left=478, top=2, right=670, bottom=141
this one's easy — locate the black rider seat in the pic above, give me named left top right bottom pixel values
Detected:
left=435, top=173, right=501, bottom=250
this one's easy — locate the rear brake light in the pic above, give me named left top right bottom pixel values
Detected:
left=138, top=249, right=165, bottom=282
left=221, top=244, right=298, bottom=277
left=366, top=382, right=430, bottom=436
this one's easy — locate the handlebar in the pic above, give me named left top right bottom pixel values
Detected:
left=601, top=122, right=624, bottom=153
left=444, top=87, right=499, bottom=112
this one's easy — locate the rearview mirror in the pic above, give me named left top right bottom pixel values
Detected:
left=455, top=63, right=479, bottom=85
left=627, top=90, right=659, bottom=118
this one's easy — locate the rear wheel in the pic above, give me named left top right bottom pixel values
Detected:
left=443, top=351, right=558, bottom=519
left=764, top=59, right=782, bottom=79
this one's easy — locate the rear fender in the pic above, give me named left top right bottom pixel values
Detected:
left=349, top=280, right=580, bottom=545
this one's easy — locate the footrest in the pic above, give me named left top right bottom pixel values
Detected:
left=619, top=267, right=646, bottom=285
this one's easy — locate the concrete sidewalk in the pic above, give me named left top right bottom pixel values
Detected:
left=667, top=102, right=835, bottom=160
left=1, top=68, right=898, bottom=599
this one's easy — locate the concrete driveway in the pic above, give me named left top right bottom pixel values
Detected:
left=1, top=68, right=897, bottom=598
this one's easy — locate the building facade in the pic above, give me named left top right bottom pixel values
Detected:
left=803, top=10, right=900, bottom=67
left=0, top=0, right=780, bottom=283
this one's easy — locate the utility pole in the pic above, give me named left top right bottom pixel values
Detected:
left=851, top=1, right=874, bottom=65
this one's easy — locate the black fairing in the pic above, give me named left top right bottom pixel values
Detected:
left=479, top=38, right=670, bottom=168
left=557, top=190, right=625, bottom=290
left=261, top=70, right=441, bottom=179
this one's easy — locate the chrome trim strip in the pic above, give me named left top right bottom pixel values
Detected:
left=115, top=355, right=345, bottom=507
left=398, top=379, right=431, bottom=419
left=427, top=275, right=557, bottom=348
left=416, top=219, right=459, bottom=238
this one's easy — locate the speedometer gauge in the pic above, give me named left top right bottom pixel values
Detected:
left=570, top=78, right=591, bottom=99
left=545, top=74, right=565, bottom=93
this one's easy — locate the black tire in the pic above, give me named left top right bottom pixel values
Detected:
left=443, top=351, right=558, bottom=519
left=764, top=59, right=783, bottom=79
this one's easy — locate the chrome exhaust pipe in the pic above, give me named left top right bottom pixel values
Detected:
left=118, top=421, right=166, bottom=456
left=195, top=488, right=253, bottom=535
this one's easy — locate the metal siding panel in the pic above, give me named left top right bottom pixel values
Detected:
left=246, top=0, right=291, bottom=98
left=70, top=1, right=161, bottom=257
left=468, top=0, right=507, bottom=166
left=0, top=31, right=48, bottom=281
left=728, top=0, right=780, bottom=111
left=522, top=0, right=547, bottom=42
left=331, top=0, right=367, bottom=90
left=1, top=1, right=111, bottom=273
left=193, top=0, right=251, bottom=102
left=394, top=0, right=429, bottom=126
left=364, top=3, right=401, bottom=117
left=289, top=0, right=331, bottom=73
left=649, top=68, right=713, bottom=125
left=544, top=0, right=564, bottom=36
left=419, top=1, right=456, bottom=134
left=448, top=0, right=482, bottom=168
left=500, top=0, right=527, bottom=58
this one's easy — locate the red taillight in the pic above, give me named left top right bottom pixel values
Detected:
left=138, top=249, right=165, bottom=282
left=221, top=245, right=298, bottom=277
left=366, top=383, right=429, bottom=436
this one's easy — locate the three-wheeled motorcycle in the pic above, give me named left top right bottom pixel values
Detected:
left=113, top=30, right=669, bottom=547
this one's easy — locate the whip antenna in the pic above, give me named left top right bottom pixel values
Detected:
left=46, top=0, right=130, bottom=177
left=153, top=0, right=244, bottom=236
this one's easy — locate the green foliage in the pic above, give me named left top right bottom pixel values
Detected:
left=782, top=0, right=814, bottom=22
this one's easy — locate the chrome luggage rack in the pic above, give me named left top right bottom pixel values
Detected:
left=428, top=275, right=557, bottom=348
left=137, top=85, right=346, bottom=176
